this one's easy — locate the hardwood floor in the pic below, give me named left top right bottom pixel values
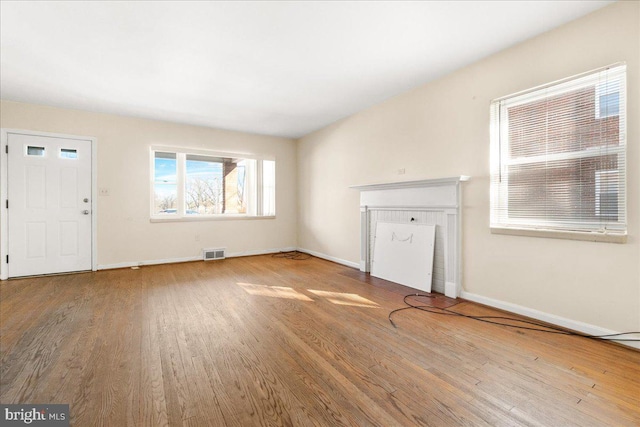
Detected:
left=1, top=255, right=639, bottom=426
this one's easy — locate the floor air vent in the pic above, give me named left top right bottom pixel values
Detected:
left=203, top=248, right=226, bottom=261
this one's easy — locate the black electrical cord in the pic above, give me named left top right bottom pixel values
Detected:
left=389, top=293, right=640, bottom=342
left=272, top=250, right=311, bottom=260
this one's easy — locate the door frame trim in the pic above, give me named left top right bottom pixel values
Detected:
left=0, top=129, right=98, bottom=280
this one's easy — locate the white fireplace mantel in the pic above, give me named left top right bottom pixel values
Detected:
left=351, top=176, right=469, bottom=298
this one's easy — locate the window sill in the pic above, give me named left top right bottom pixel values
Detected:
left=151, top=215, right=276, bottom=223
left=490, top=226, right=627, bottom=243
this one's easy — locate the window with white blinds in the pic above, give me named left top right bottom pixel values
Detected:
left=490, top=64, right=626, bottom=239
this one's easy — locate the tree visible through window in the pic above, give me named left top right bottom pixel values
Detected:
left=185, top=155, right=224, bottom=214
left=153, top=152, right=177, bottom=214
left=152, top=149, right=274, bottom=218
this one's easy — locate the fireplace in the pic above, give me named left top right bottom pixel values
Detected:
left=351, top=176, right=469, bottom=298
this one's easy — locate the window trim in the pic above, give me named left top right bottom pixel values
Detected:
left=150, top=146, right=275, bottom=221
left=489, top=63, right=627, bottom=243
left=490, top=226, right=627, bottom=243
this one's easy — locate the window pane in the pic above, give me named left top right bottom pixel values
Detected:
left=262, top=160, right=275, bottom=216
left=599, top=92, right=619, bottom=117
left=185, top=155, right=223, bottom=214
left=60, top=148, right=78, bottom=159
left=154, top=152, right=177, bottom=183
left=154, top=152, right=177, bottom=214
left=27, top=146, right=45, bottom=156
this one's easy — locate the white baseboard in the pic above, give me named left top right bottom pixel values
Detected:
left=460, top=290, right=640, bottom=350
left=97, top=247, right=298, bottom=271
left=98, top=256, right=200, bottom=270
left=296, top=247, right=359, bottom=269
left=226, top=247, right=297, bottom=258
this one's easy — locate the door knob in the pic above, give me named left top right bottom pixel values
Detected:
left=82, top=210, right=90, bottom=215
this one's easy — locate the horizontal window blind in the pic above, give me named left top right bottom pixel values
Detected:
left=490, top=64, right=626, bottom=235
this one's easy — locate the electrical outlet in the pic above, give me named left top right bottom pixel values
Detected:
left=99, top=188, right=110, bottom=196
left=397, top=168, right=406, bottom=175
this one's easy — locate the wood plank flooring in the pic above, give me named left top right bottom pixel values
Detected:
left=1, top=255, right=639, bottom=426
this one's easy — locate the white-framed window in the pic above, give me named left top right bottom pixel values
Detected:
left=151, top=147, right=275, bottom=220
left=490, top=64, right=626, bottom=239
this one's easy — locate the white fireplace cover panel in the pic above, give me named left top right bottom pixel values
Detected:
left=371, top=222, right=436, bottom=293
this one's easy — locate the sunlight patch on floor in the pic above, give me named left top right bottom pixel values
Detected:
left=307, top=290, right=380, bottom=308
left=237, top=283, right=314, bottom=301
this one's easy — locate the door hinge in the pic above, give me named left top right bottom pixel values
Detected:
left=5, top=255, right=8, bottom=264
left=5, top=145, right=7, bottom=154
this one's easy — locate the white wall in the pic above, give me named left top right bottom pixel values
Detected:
left=297, top=1, right=640, bottom=334
left=0, top=101, right=297, bottom=267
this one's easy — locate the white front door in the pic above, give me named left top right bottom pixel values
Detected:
left=7, top=133, right=93, bottom=277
